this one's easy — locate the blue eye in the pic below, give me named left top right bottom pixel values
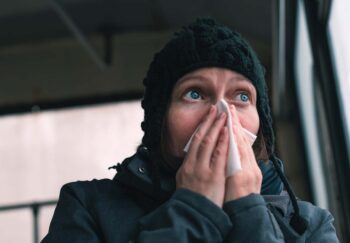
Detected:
left=185, top=90, right=202, bottom=100
left=240, top=93, right=249, bottom=102
left=239, top=93, right=250, bottom=102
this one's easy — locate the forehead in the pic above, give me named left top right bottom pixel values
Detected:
left=176, top=67, right=255, bottom=89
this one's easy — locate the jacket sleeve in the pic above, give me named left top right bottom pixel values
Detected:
left=135, top=188, right=233, bottom=243
left=223, top=194, right=285, bottom=242
left=41, top=184, right=102, bottom=243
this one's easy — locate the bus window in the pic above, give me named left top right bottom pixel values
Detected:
left=295, top=0, right=328, bottom=209
left=328, top=0, right=350, bottom=152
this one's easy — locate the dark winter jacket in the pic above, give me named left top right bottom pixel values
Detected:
left=42, top=153, right=338, bottom=242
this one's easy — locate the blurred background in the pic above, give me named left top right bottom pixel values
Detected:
left=0, top=0, right=349, bottom=242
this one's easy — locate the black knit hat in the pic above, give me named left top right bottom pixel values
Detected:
left=141, top=17, right=275, bottom=161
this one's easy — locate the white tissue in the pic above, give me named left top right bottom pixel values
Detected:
left=183, top=99, right=257, bottom=177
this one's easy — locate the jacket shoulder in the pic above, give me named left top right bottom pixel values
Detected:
left=297, top=200, right=332, bottom=218
left=61, top=179, right=119, bottom=199
left=44, top=179, right=146, bottom=242
left=265, top=193, right=337, bottom=241
left=60, top=179, right=142, bottom=211
left=297, top=200, right=335, bottom=234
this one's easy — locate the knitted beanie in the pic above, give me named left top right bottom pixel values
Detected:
left=140, top=17, right=275, bottom=164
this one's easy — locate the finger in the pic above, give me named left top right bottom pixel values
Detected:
left=211, top=126, right=229, bottom=172
left=185, top=105, right=218, bottom=163
left=230, top=105, right=244, bottom=144
left=230, top=105, right=253, bottom=170
left=239, top=135, right=256, bottom=170
left=197, top=111, right=227, bottom=167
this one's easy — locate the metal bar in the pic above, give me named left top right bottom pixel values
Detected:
left=0, top=201, right=57, bottom=243
left=32, top=204, right=39, bottom=243
left=318, top=0, right=332, bottom=25
left=0, top=200, right=57, bottom=212
left=48, top=0, right=107, bottom=69
left=272, top=0, right=286, bottom=117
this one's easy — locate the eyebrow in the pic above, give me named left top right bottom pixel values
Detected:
left=179, top=73, right=250, bottom=83
left=176, top=73, right=255, bottom=93
left=231, top=78, right=255, bottom=88
left=229, top=75, right=250, bottom=82
left=177, top=75, right=212, bottom=86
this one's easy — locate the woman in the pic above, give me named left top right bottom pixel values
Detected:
left=42, top=18, right=338, bottom=242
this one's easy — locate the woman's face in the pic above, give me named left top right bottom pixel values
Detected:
left=163, top=67, right=260, bottom=164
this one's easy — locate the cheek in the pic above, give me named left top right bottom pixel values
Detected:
left=237, top=109, right=260, bottom=135
left=164, top=105, right=206, bottom=157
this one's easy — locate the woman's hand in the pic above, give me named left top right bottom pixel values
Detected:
left=176, top=105, right=229, bottom=208
left=224, top=105, right=262, bottom=202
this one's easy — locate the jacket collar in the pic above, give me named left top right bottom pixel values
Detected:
left=113, top=153, right=176, bottom=203
left=263, top=191, right=290, bottom=216
left=113, top=153, right=289, bottom=215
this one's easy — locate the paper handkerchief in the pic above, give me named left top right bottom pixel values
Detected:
left=183, top=99, right=257, bottom=177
